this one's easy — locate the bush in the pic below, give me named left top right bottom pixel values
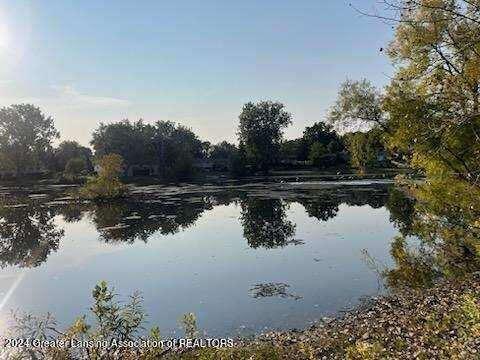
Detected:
left=79, top=154, right=128, bottom=200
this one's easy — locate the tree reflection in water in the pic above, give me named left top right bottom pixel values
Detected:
left=240, top=198, right=297, bottom=249
left=0, top=198, right=64, bottom=268
left=0, top=184, right=429, bottom=271
left=382, top=179, right=480, bottom=290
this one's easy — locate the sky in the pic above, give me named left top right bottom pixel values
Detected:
left=0, top=0, right=394, bottom=147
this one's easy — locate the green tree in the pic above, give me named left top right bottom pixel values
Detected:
left=230, top=142, right=248, bottom=177
left=91, top=120, right=202, bottom=181
left=328, top=79, right=386, bottom=133
left=164, top=148, right=196, bottom=182
left=238, top=101, right=292, bottom=173
left=280, top=138, right=302, bottom=162
left=91, top=120, right=156, bottom=168
left=308, top=142, right=328, bottom=168
left=54, top=140, right=92, bottom=173
left=299, top=122, right=344, bottom=160
left=209, top=141, right=238, bottom=171
left=209, top=141, right=236, bottom=163
left=0, top=104, right=59, bottom=176
left=152, top=121, right=202, bottom=180
left=345, top=129, right=386, bottom=173
left=378, top=0, right=480, bottom=186
left=64, top=157, right=88, bottom=180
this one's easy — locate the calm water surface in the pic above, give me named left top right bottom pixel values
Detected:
left=0, top=181, right=407, bottom=337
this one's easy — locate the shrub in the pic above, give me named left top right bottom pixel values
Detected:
left=79, top=154, right=128, bottom=200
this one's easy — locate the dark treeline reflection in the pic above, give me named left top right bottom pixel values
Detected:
left=0, top=185, right=406, bottom=269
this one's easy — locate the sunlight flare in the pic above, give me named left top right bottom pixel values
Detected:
left=0, top=270, right=27, bottom=314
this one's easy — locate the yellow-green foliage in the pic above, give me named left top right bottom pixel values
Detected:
left=345, top=129, right=385, bottom=173
left=79, top=153, right=128, bottom=200
left=383, top=1, right=480, bottom=186
left=383, top=172, right=480, bottom=290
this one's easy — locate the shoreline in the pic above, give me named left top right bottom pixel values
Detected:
left=164, top=275, right=480, bottom=359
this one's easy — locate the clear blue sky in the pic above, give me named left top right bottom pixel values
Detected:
left=0, top=0, right=394, bottom=146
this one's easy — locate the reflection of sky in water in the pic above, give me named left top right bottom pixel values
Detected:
left=0, top=193, right=400, bottom=337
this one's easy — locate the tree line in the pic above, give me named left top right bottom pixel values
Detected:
left=0, top=98, right=389, bottom=182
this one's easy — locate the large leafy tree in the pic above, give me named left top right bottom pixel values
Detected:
left=64, top=157, right=88, bottom=180
left=91, top=119, right=203, bottom=181
left=299, top=122, right=344, bottom=164
left=0, top=104, right=59, bottom=176
left=54, top=140, right=93, bottom=172
left=280, top=139, right=303, bottom=162
left=328, top=79, right=386, bottom=133
left=208, top=141, right=238, bottom=170
left=238, top=101, right=292, bottom=172
left=379, top=0, right=480, bottom=185
left=209, top=141, right=237, bottom=162
left=90, top=120, right=156, bottom=167
left=152, top=121, right=203, bottom=180
left=344, top=129, right=386, bottom=173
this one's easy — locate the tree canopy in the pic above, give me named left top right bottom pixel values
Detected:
left=328, top=79, right=386, bottom=133
left=0, top=104, right=59, bottom=175
left=90, top=119, right=203, bottom=181
left=238, top=101, right=292, bottom=172
left=345, top=129, right=387, bottom=173
left=54, top=140, right=93, bottom=173
left=381, top=0, right=480, bottom=186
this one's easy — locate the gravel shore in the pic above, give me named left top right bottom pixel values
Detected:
left=165, top=274, right=480, bottom=359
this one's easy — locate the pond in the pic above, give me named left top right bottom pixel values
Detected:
left=0, top=180, right=412, bottom=337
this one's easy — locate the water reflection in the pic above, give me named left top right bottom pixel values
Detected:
left=86, top=199, right=212, bottom=243
left=3, top=182, right=452, bottom=336
left=249, top=283, right=303, bottom=300
left=1, top=180, right=477, bottom=337
left=240, top=198, right=297, bottom=249
left=383, top=179, right=480, bottom=289
left=0, top=184, right=406, bottom=269
left=0, top=199, right=64, bottom=268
